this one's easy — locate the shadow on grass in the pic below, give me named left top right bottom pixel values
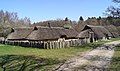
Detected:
left=75, top=65, right=120, bottom=71
left=0, top=55, right=62, bottom=71
left=74, top=42, right=104, bottom=49
left=115, top=45, right=120, bottom=51
left=107, top=45, right=120, bottom=71
left=107, top=56, right=120, bottom=71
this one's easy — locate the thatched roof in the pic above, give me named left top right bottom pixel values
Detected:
left=77, top=29, right=92, bottom=38
left=27, top=27, right=78, bottom=41
left=31, top=20, right=72, bottom=27
left=105, top=25, right=119, bottom=38
left=117, top=26, right=120, bottom=35
left=7, top=26, right=78, bottom=41
left=74, top=21, right=86, bottom=33
left=0, top=27, right=13, bottom=37
left=7, top=27, right=34, bottom=40
left=82, top=25, right=112, bottom=39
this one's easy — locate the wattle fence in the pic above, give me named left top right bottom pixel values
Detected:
left=0, top=38, right=90, bottom=49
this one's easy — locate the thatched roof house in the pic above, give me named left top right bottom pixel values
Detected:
left=77, top=29, right=91, bottom=39
left=0, top=27, right=13, bottom=38
left=27, top=27, right=78, bottom=41
left=78, top=25, right=112, bottom=39
left=7, top=27, right=33, bottom=41
left=7, top=26, right=78, bottom=41
left=105, top=25, right=119, bottom=38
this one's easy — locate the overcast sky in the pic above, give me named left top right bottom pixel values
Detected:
left=0, top=0, right=113, bottom=23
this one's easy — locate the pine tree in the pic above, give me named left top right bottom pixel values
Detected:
left=79, top=16, right=84, bottom=21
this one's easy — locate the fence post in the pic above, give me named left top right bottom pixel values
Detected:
left=53, top=41, right=55, bottom=49
left=46, top=42, right=49, bottom=49
left=50, top=42, right=52, bottom=49
left=56, top=41, right=58, bottom=49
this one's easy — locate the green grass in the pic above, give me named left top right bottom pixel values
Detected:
left=0, top=44, right=91, bottom=71
left=0, top=38, right=119, bottom=71
left=0, top=44, right=90, bottom=60
left=79, top=40, right=109, bottom=49
left=109, top=37, right=120, bottom=41
left=0, top=38, right=119, bottom=60
left=108, top=45, right=120, bottom=71
left=0, top=39, right=111, bottom=60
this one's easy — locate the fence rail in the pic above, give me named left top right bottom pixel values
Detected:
left=0, top=38, right=90, bottom=49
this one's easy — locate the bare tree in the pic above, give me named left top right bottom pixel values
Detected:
left=113, top=0, right=120, bottom=3
left=0, top=10, right=31, bottom=27
left=105, top=0, right=120, bottom=18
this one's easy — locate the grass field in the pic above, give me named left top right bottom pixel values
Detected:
left=0, top=44, right=91, bottom=71
left=0, top=38, right=119, bottom=71
left=108, top=45, right=120, bottom=71
left=0, top=44, right=91, bottom=60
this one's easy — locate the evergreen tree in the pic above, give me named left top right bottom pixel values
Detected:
left=79, top=16, right=84, bottom=21
left=65, top=17, right=68, bottom=21
left=97, top=16, right=102, bottom=20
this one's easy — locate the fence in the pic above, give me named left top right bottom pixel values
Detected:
left=0, top=40, right=44, bottom=48
left=0, top=38, right=90, bottom=49
left=43, top=39, right=88, bottom=49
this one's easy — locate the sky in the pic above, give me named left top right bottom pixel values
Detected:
left=0, top=0, right=113, bottom=23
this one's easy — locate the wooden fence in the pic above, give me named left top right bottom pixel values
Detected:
left=43, top=39, right=87, bottom=49
left=0, top=38, right=89, bottom=49
left=0, top=41, right=44, bottom=48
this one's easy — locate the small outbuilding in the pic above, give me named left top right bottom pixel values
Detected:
left=77, top=25, right=112, bottom=42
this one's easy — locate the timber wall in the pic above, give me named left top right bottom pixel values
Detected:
left=0, top=38, right=90, bottom=49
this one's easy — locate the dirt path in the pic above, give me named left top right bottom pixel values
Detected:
left=55, top=40, right=120, bottom=71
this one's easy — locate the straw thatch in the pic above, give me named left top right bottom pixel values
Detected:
left=31, top=20, right=72, bottom=27
left=0, top=27, right=13, bottom=37
left=81, top=25, right=112, bottom=39
left=105, top=25, right=119, bottom=38
left=77, top=29, right=92, bottom=38
left=27, top=27, right=78, bottom=41
left=7, top=27, right=33, bottom=40
left=117, top=26, right=120, bottom=35
left=7, top=26, right=78, bottom=41
left=74, top=21, right=87, bottom=33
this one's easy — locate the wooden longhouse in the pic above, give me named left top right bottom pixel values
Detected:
left=27, top=26, right=79, bottom=48
left=3, top=24, right=119, bottom=49
left=6, top=26, right=80, bottom=49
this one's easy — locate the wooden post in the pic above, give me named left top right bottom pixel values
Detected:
left=63, top=41, right=65, bottom=48
left=49, top=41, right=52, bottom=49
left=44, top=42, right=46, bottom=49
left=57, top=41, right=59, bottom=49
left=53, top=41, right=55, bottom=49
left=54, top=41, right=56, bottom=49
left=60, top=42, right=62, bottom=48
left=47, top=42, right=49, bottom=49
left=55, top=41, right=58, bottom=49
